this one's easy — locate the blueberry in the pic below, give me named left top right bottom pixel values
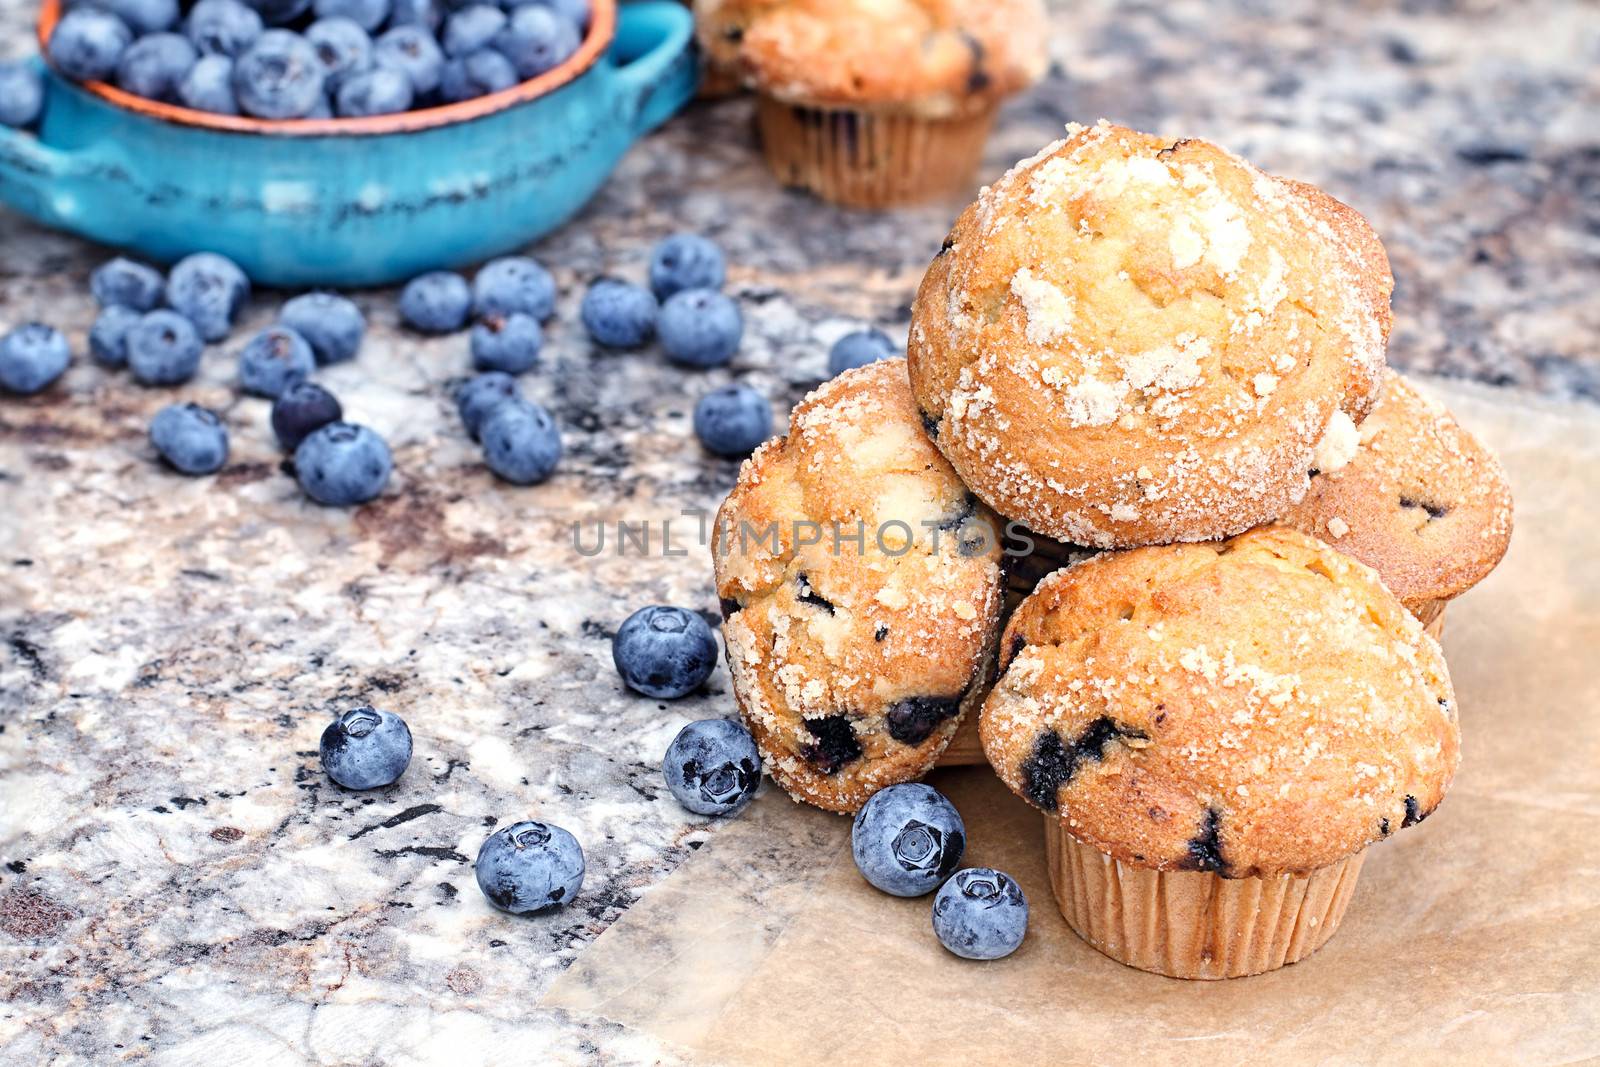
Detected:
left=238, top=325, right=316, bottom=397
left=454, top=371, right=521, bottom=440
left=90, top=256, right=165, bottom=312
left=480, top=399, right=560, bottom=485
left=294, top=421, right=392, bottom=505
left=506, top=0, right=589, bottom=31
left=663, top=719, right=761, bottom=817
left=0, top=61, right=44, bottom=129
left=312, top=0, right=391, bottom=33
left=492, top=4, right=578, bottom=79
left=828, top=329, right=898, bottom=377
left=472, top=256, right=555, bottom=321
left=319, top=705, right=412, bottom=789
left=470, top=312, right=542, bottom=373
left=443, top=4, right=507, bottom=57
left=48, top=9, right=134, bottom=83
left=438, top=48, right=516, bottom=101
left=280, top=292, right=365, bottom=365
left=233, top=30, right=326, bottom=119
left=475, top=821, right=584, bottom=914
left=0, top=324, right=70, bottom=395
left=306, top=17, right=374, bottom=91
left=242, top=0, right=314, bottom=27
left=89, top=305, right=142, bottom=367
left=100, top=0, right=180, bottom=35
left=167, top=251, right=249, bottom=342
left=850, top=783, right=965, bottom=897
left=580, top=278, right=656, bottom=348
left=116, top=32, right=198, bottom=102
left=399, top=270, right=472, bottom=333
left=693, top=383, right=770, bottom=457
left=149, top=402, right=229, bottom=475
left=931, top=868, right=1028, bottom=960
left=127, top=310, right=204, bottom=386
left=612, top=605, right=717, bottom=700
left=648, top=233, right=725, bottom=300
left=271, top=380, right=343, bottom=450
left=184, top=0, right=263, bottom=57
left=335, top=64, right=413, bottom=116
left=374, top=25, right=444, bottom=95
left=178, top=54, right=239, bottom=112
left=387, top=0, right=441, bottom=34
left=659, top=288, right=742, bottom=368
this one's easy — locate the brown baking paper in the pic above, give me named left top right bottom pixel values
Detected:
left=543, top=381, right=1600, bottom=1065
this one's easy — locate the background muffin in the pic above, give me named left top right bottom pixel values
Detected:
left=910, top=122, right=1394, bottom=548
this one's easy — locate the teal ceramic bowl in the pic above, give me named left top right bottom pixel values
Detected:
left=0, top=0, right=696, bottom=287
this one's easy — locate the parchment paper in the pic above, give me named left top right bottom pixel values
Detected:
left=543, top=380, right=1600, bottom=1066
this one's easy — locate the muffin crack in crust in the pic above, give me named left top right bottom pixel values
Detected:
left=909, top=121, right=1396, bottom=548
left=712, top=360, right=1004, bottom=813
left=980, top=527, right=1459, bottom=877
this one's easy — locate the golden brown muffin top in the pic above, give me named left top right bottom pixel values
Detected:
left=980, top=527, right=1459, bottom=877
left=693, top=0, right=1050, bottom=115
left=909, top=122, right=1394, bottom=548
left=713, top=360, right=1004, bottom=812
left=1279, top=371, right=1513, bottom=613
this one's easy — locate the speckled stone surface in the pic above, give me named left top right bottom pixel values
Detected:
left=1, top=1, right=1597, bottom=1063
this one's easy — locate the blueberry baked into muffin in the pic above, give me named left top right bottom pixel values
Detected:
left=981, top=526, right=1459, bottom=978
left=909, top=121, right=1395, bottom=548
left=693, top=0, right=1049, bottom=207
left=712, top=360, right=1005, bottom=813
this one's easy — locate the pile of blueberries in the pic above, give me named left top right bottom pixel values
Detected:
left=3, top=0, right=590, bottom=123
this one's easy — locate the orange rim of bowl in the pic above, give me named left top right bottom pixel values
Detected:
left=35, top=0, right=617, bottom=136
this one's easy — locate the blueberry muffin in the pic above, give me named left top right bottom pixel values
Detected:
left=712, top=360, right=1005, bottom=813
left=1278, top=370, right=1513, bottom=632
left=694, top=0, right=1049, bottom=207
left=910, top=122, right=1394, bottom=548
left=982, top=526, right=1458, bottom=978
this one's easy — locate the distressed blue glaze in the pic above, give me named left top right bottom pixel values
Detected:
left=0, top=2, right=695, bottom=288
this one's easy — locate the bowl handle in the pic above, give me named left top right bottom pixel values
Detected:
left=0, top=63, right=126, bottom=237
left=610, top=0, right=699, bottom=137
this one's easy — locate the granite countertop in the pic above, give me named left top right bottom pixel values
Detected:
left=2, top=1, right=1596, bottom=1064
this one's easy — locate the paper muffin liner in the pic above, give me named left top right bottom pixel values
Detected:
left=1413, top=598, right=1447, bottom=638
left=1044, top=818, right=1367, bottom=980
left=755, top=96, right=996, bottom=208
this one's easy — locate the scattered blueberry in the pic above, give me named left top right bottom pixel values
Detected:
left=238, top=325, right=316, bottom=397
left=612, top=605, right=717, bottom=700
left=648, top=233, right=725, bottom=300
left=442, top=4, right=506, bottom=57
left=931, top=868, right=1028, bottom=960
left=663, top=719, right=761, bottom=817
left=178, top=54, right=239, bottom=112
left=100, top=0, right=180, bottom=36
left=828, top=329, right=898, bottom=377
left=243, top=0, right=314, bottom=27
left=149, top=402, right=229, bottom=474
left=233, top=29, right=326, bottom=119
left=480, top=400, right=560, bottom=485
left=167, top=251, right=249, bottom=342
left=399, top=270, right=471, bottom=333
left=374, top=25, right=443, bottom=95
left=0, top=61, right=44, bottom=129
left=48, top=9, right=135, bottom=83
left=271, top=379, right=343, bottom=450
left=470, top=312, right=542, bottom=374
left=127, top=310, right=204, bottom=386
left=658, top=288, right=742, bottom=368
left=294, top=421, right=392, bottom=505
left=115, top=31, right=197, bottom=100
left=438, top=47, right=516, bottom=101
left=0, top=324, right=70, bottom=395
left=693, top=383, right=770, bottom=457
left=475, top=821, right=584, bottom=914
left=472, top=256, right=555, bottom=321
left=492, top=4, right=579, bottom=79
left=280, top=291, right=365, bottom=365
left=306, top=16, right=374, bottom=91
left=89, top=305, right=142, bottom=367
left=91, top=256, right=165, bottom=312
left=184, top=0, right=263, bottom=57
left=336, top=63, right=412, bottom=116
left=319, top=705, right=412, bottom=789
left=312, top=0, right=391, bottom=33
left=454, top=371, right=521, bottom=439
left=851, top=783, right=965, bottom=897
left=580, top=278, right=656, bottom=348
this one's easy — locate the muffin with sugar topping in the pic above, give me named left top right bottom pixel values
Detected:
left=981, top=526, right=1459, bottom=978
left=712, top=359, right=1005, bottom=813
left=694, top=0, right=1049, bottom=207
left=909, top=121, right=1395, bottom=548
